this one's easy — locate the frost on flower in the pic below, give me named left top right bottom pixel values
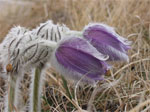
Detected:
left=83, top=23, right=132, bottom=62
left=51, top=36, right=110, bottom=84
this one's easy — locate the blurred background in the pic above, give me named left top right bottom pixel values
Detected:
left=1, top=0, right=149, bottom=41
left=0, top=0, right=150, bottom=111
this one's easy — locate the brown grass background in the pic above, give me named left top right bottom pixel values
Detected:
left=0, top=0, right=150, bottom=111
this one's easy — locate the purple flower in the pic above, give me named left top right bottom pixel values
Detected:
left=83, top=23, right=132, bottom=62
left=51, top=36, right=110, bottom=84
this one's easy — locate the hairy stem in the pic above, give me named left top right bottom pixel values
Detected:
left=6, top=75, right=17, bottom=112
left=31, top=66, right=43, bottom=112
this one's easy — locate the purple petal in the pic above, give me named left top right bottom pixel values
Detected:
left=53, top=37, right=109, bottom=83
left=83, top=23, right=132, bottom=62
left=60, top=37, right=109, bottom=61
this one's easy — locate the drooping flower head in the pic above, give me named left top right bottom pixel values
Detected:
left=32, top=20, right=70, bottom=42
left=51, top=36, right=110, bottom=84
left=0, top=20, right=70, bottom=75
left=0, top=26, right=29, bottom=75
left=83, top=23, right=132, bottom=62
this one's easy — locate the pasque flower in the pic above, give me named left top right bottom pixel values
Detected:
left=0, top=21, right=70, bottom=112
left=83, top=23, right=132, bottom=62
left=32, top=20, right=69, bottom=42
left=0, top=26, right=30, bottom=112
left=0, top=21, right=132, bottom=111
left=0, top=26, right=29, bottom=74
left=0, top=21, right=70, bottom=74
left=51, top=35, right=110, bottom=84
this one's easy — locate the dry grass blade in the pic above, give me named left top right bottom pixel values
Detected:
left=129, top=99, right=150, bottom=112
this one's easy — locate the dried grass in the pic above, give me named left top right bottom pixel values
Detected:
left=0, top=0, right=150, bottom=111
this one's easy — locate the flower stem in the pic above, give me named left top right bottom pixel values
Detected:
left=31, top=66, right=43, bottom=112
left=6, top=75, right=17, bottom=112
